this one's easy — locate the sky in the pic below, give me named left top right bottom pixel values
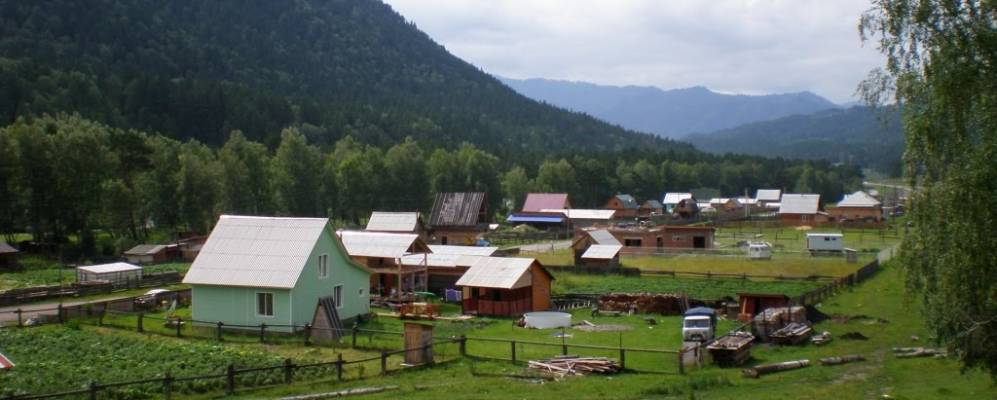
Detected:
left=381, top=0, right=885, bottom=103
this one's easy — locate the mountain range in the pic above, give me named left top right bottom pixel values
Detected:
left=498, top=77, right=840, bottom=138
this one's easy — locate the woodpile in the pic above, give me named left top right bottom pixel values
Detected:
left=742, top=359, right=810, bottom=378
left=707, top=331, right=754, bottom=367
left=769, top=322, right=813, bottom=345
left=893, top=347, right=947, bottom=358
left=598, top=293, right=684, bottom=315
left=752, top=306, right=807, bottom=341
left=527, top=356, right=622, bottom=377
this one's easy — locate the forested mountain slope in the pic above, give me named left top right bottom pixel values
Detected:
left=499, top=77, right=839, bottom=138
left=0, top=0, right=681, bottom=154
left=686, top=106, right=904, bottom=175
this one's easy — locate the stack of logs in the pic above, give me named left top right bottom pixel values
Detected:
left=598, top=293, right=684, bottom=315
left=753, top=306, right=807, bottom=341
left=528, top=356, right=622, bottom=377
left=769, top=322, right=813, bottom=345
left=894, top=347, right=947, bottom=358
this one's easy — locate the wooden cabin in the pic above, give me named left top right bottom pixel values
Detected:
left=457, top=257, right=552, bottom=317
left=400, top=245, right=497, bottom=293
left=427, top=192, right=489, bottom=245
left=605, top=194, right=639, bottom=218
left=779, top=194, right=829, bottom=226
left=828, top=191, right=883, bottom=222
left=0, top=242, right=20, bottom=271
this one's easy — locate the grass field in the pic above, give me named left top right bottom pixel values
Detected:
left=713, top=224, right=904, bottom=252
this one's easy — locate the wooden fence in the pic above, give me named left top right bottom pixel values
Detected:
left=794, top=259, right=880, bottom=306
left=0, top=271, right=182, bottom=307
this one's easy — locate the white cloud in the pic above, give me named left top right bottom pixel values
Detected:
left=382, top=0, right=885, bottom=103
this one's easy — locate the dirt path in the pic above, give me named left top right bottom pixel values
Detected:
left=0, top=295, right=134, bottom=324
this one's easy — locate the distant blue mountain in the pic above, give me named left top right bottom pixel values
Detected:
left=498, top=77, right=839, bottom=139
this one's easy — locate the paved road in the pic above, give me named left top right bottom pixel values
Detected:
left=0, top=295, right=134, bottom=324
left=516, top=240, right=572, bottom=253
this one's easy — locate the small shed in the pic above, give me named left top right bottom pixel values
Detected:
left=404, top=323, right=435, bottom=365
left=123, top=244, right=172, bottom=264
left=736, top=293, right=790, bottom=322
left=76, top=262, right=143, bottom=284
left=580, top=244, right=623, bottom=267
left=605, top=194, right=639, bottom=218
left=806, top=233, right=844, bottom=253
left=571, top=228, right=621, bottom=265
left=0, top=242, right=20, bottom=270
left=457, top=257, right=553, bottom=317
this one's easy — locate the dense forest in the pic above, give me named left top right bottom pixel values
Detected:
left=0, top=0, right=685, bottom=154
left=0, top=114, right=860, bottom=259
left=686, top=106, right=904, bottom=175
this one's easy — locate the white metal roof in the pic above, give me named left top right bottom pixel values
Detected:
left=836, top=191, right=881, bottom=208
left=428, top=245, right=498, bottom=256
left=400, top=253, right=483, bottom=268
left=709, top=198, right=731, bottom=205
left=541, top=209, right=617, bottom=220
left=755, top=189, right=782, bottom=202
left=586, top=229, right=621, bottom=245
left=338, top=230, right=422, bottom=259
left=77, top=262, right=142, bottom=274
left=456, top=257, right=535, bottom=289
left=581, top=244, right=623, bottom=260
left=779, top=194, right=821, bottom=214
left=183, top=215, right=330, bottom=289
left=663, top=193, right=693, bottom=205
left=365, top=212, right=420, bottom=232
left=736, top=197, right=758, bottom=205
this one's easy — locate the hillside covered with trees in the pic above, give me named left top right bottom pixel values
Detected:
left=685, top=106, right=904, bottom=175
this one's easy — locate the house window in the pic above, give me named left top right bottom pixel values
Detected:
left=256, top=292, right=274, bottom=317
left=318, top=254, right=328, bottom=278
left=333, top=285, right=343, bottom=309
left=358, top=288, right=365, bottom=297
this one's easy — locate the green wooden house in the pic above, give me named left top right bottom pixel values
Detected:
left=183, top=215, right=371, bottom=332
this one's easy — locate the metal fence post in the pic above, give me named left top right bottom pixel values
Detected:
left=163, top=371, right=173, bottom=400
left=380, top=351, right=388, bottom=375
left=260, top=323, right=266, bottom=343
left=335, top=354, right=344, bottom=381
left=217, top=322, right=224, bottom=341
left=283, top=358, right=294, bottom=384
left=510, top=340, right=516, bottom=362
left=226, top=364, right=236, bottom=395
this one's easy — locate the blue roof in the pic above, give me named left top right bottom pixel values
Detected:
left=507, top=215, right=565, bottom=223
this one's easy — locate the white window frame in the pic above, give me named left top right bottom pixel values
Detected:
left=256, top=292, right=275, bottom=317
left=318, top=254, right=329, bottom=279
left=333, top=285, right=343, bottom=309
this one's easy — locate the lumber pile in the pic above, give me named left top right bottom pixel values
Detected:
left=752, top=306, right=807, bottom=341
left=893, top=347, right=947, bottom=359
left=598, top=293, right=684, bottom=315
left=707, top=331, right=754, bottom=367
left=742, top=359, right=810, bottom=378
left=527, top=356, right=621, bottom=377
left=769, top=322, right=813, bottom=345
left=811, top=331, right=832, bottom=345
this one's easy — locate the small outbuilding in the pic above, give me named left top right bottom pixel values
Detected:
left=605, top=194, right=639, bottom=218
left=778, top=194, right=828, bottom=226
left=571, top=228, right=622, bottom=266
left=457, top=257, right=553, bottom=317
left=828, top=191, right=883, bottom=222
left=428, top=192, right=489, bottom=245
left=365, top=212, right=427, bottom=239
left=0, top=242, right=20, bottom=270
left=76, top=262, right=143, bottom=284
left=737, top=293, right=790, bottom=322
left=123, top=244, right=174, bottom=264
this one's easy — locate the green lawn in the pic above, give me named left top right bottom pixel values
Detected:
left=713, top=224, right=904, bottom=253
left=0, top=261, right=190, bottom=290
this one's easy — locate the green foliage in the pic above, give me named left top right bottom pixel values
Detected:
left=861, top=0, right=997, bottom=375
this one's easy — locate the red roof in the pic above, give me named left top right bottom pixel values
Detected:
left=0, top=352, right=14, bottom=369
left=522, top=193, right=570, bottom=212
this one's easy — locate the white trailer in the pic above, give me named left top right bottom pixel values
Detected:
left=806, top=233, right=844, bottom=254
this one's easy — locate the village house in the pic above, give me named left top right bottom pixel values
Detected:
left=608, top=224, right=715, bottom=250
left=570, top=228, right=623, bottom=267
left=427, top=192, right=489, bottom=245
left=639, top=199, right=664, bottom=217
left=456, top=257, right=553, bottom=317
left=123, top=244, right=176, bottom=264
left=0, top=242, right=20, bottom=270
left=605, top=194, right=639, bottom=218
left=507, top=193, right=572, bottom=229
left=337, top=230, right=430, bottom=299
left=182, top=216, right=372, bottom=332
left=828, top=191, right=883, bottom=222
left=364, top=211, right=427, bottom=239
left=662, top=192, right=693, bottom=214
left=755, top=189, right=782, bottom=208
left=778, top=194, right=829, bottom=226
left=540, top=208, right=616, bottom=229
left=400, top=245, right=497, bottom=293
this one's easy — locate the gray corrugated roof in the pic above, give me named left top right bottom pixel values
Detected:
left=456, top=257, right=536, bottom=289
left=182, top=215, right=330, bottom=289
left=837, top=191, right=881, bottom=208
left=581, top=244, right=623, bottom=260
left=339, top=231, right=424, bottom=259
left=124, top=244, right=167, bottom=256
left=0, top=242, right=18, bottom=254
left=614, top=194, right=639, bottom=209
left=588, top=229, right=621, bottom=246
left=779, top=194, right=821, bottom=214
left=365, top=212, right=421, bottom=232
left=429, top=192, right=487, bottom=227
